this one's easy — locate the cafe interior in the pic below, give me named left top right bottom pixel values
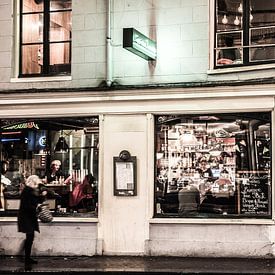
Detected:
left=0, top=116, right=99, bottom=217
left=155, top=112, right=271, bottom=218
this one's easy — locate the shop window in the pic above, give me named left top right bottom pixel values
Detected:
left=0, top=117, right=99, bottom=218
left=20, top=0, right=71, bottom=77
left=155, top=112, right=271, bottom=218
left=215, top=0, right=275, bottom=68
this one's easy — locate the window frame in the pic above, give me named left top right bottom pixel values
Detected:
left=0, top=116, right=99, bottom=218
left=19, top=0, right=72, bottom=77
left=154, top=112, right=272, bottom=219
left=213, top=0, right=275, bottom=69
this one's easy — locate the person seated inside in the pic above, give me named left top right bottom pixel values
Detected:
left=196, top=158, right=213, bottom=180
left=45, top=160, right=71, bottom=184
left=0, top=161, right=11, bottom=211
left=178, top=181, right=200, bottom=216
left=213, top=169, right=233, bottom=194
left=69, top=174, right=95, bottom=212
left=217, top=35, right=241, bottom=65
left=1, top=160, right=11, bottom=186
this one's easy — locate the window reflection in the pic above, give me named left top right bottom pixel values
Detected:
left=21, top=0, right=71, bottom=76
left=155, top=113, right=271, bottom=218
left=215, top=0, right=275, bottom=67
left=50, top=0, right=72, bottom=11
left=0, top=117, right=99, bottom=218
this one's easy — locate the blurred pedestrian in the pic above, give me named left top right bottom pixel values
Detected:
left=17, top=175, right=47, bottom=268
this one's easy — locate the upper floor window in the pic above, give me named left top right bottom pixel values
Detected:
left=215, top=0, right=275, bottom=68
left=20, top=0, right=72, bottom=77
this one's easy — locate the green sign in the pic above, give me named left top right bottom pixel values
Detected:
left=123, top=28, right=157, bottom=60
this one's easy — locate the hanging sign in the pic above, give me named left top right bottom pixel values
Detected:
left=123, top=28, right=157, bottom=60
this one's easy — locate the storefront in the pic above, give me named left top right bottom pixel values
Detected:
left=0, top=90, right=274, bottom=257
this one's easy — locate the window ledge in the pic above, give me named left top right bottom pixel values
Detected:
left=149, top=218, right=274, bottom=225
left=0, top=217, right=98, bottom=223
left=207, top=63, right=275, bottom=75
left=10, top=75, right=72, bottom=83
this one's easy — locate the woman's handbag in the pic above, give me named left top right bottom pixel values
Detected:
left=37, top=203, right=53, bottom=223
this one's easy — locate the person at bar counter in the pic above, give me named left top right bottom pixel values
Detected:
left=0, top=161, right=11, bottom=211
left=178, top=180, right=200, bottom=215
left=196, top=158, right=213, bottom=179
left=45, top=160, right=71, bottom=184
left=69, top=174, right=95, bottom=211
left=17, top=175, right=47, bottom=269
left=217, top=35, right=241, bottom=65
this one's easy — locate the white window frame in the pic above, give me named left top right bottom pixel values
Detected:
left=208, top=0, right=275, bottom=74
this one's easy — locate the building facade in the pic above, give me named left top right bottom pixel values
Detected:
left=0, top=0, right=275, bottom=257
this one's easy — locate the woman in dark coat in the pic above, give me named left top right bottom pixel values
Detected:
left=18, top=175, right=46, bottom=265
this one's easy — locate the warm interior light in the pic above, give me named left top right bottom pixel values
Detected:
left=234, top=16, right=240, bottom=26
left=250, top=13, right=253, bottom=21
left=222, top=15, right=228, bottom=25
left=180, top=131, right=199, bottom=146
left=238, top=3, right=243, bottom=13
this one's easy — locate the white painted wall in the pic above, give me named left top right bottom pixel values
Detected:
left=99, top=114, right=149, bottom=255
left=147, top=224, right=275, bottom=257
left=0, top=222, right=98, bottom=256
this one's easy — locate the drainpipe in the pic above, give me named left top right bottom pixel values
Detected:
left=106, top=0, right=113, bottom=87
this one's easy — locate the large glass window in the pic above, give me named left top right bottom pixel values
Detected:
left=215, top=0, right=275, bottom=68
left=155, top=112, right=271, bottom=218
left=0, top=117, right=99, bottom=218
left=20, top=0, right=71, bottom=76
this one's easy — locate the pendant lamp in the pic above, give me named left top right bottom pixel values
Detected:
left=54, top=135, right=69, bottom=153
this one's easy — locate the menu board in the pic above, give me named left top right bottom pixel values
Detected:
left=113, top=156, right=137, bottom=196
left=239, top=173, right=270, bottom=215
left=115, top=162, right=134, bottom=190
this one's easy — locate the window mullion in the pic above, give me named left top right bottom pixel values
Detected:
left=43, top=0, right=50, bottom=75
left=242, top=0, right=250, bottom=64
left=19, top=0, right=23, bottom=76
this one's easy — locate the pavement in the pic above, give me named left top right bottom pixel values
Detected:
left=0, top=255, right=275, bottom=274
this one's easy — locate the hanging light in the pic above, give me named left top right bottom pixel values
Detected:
left=238, top=3, right=243, bottom=13
left=250, top=13, right=253, bottom=22
left=250, top=7, right=253, bottom=22
left=234, top=16, right=240, bottom=26
left=222, top=14, right=228, bottom=25
left=179, top=131, right=199, bottom=146
left=54, top=134, right=69, bottom=153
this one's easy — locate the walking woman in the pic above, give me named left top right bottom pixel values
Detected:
left=17, top=175, right=46, bottom=268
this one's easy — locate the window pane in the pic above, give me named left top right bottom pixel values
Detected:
left=155, top=113, right=271, bottom=218
left=50, top=0, right=72, bottom=11
left=216, top=32, right=243, bottom=65
left=22, top=0, right=43, bottom=13
left=250, top=0, right=275, bottom=28
left=22, top=14, right=43, bottom=44
left=21, top=44, right=43, bottom=74
left=50, top=11, right=71, bottom=42
left=250, top=27, right=275, bottom=61
left=0, top=117, right=99, bottom=217
left=216, top=0, right=243, bottom=32
left=49, top=42, right=71, bottom=74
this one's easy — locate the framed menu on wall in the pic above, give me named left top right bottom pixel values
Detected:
left=113, top=151, right=137, bottom=196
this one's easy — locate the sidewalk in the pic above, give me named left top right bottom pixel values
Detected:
left=0, top=255, right=275, bottom=274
